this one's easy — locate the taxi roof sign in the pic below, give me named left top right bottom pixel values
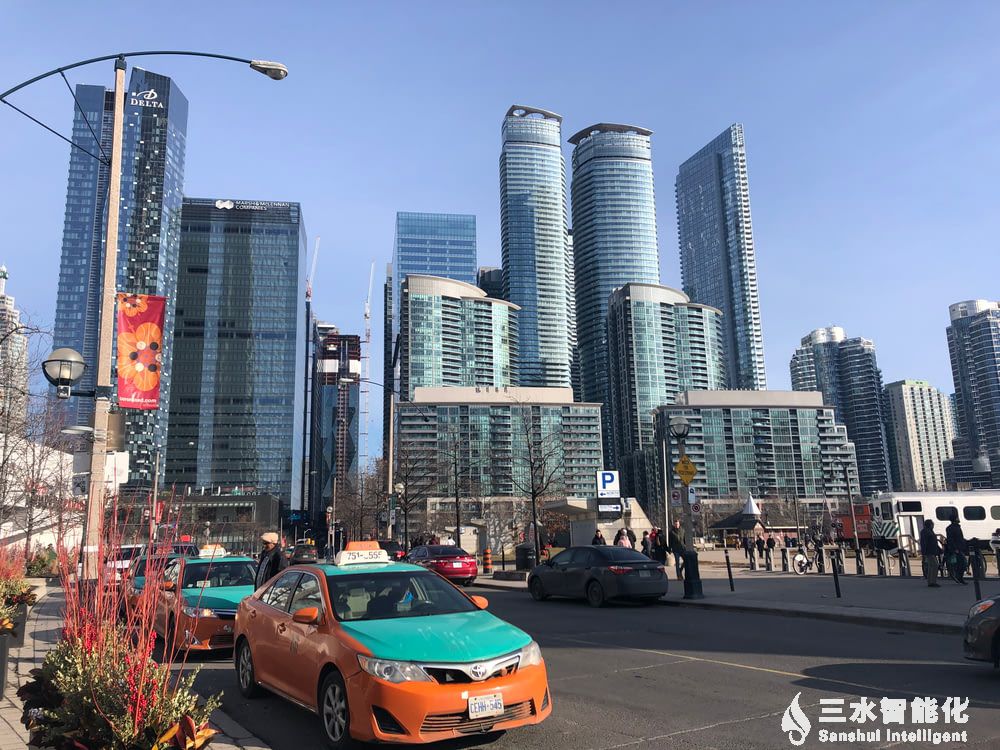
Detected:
left=198, top=544, right=228, bottom=558
left=344, top=541, right=381, bottom=551
left=334, top=548, right=390, bottom=566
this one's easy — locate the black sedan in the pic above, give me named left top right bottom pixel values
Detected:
left=963, top=594, right=999, bottom=667
left=289, top=544, right=319, bottom=564
left=527, top=546, right=667, bottom=607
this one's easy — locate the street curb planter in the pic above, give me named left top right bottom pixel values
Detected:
left=11, top=600, right=28, bottom=648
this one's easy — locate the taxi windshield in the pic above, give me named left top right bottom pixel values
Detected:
left=326, top=571, right=477, bottom=621
left=182, top=561, right=256, bottom=589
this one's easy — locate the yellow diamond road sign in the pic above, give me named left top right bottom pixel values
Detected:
left=675, top=455, right=697, bottom=485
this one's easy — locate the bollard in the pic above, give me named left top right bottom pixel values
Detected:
left=816, top=547, right=826, bottom=574
left=994, top=548, right=1000, bottom=579
left=898, top=549, right=911, bottom=578
left=973, top=572, right=982, bottom=602
left=724, top=548, right=735, bottom=592
left=855, top=547, right=865, bottom=576
left=970, top=543, right=985, bottom=581
left=749, top=550, right=758, bottom=571
left=682, top=550, right=705, bottom=600
left=501, top=546, right=506, bottom=571
left=483, top=547, right=493, bottom=575
left=765, top=548, right=773, bottom=572
left=781, top=548, right=789, bottom=572
left=876, top=549, right=887, bottom=576
left=834, top=548, right=845, bottom=575
left=831, top=551, right=842, bottom=598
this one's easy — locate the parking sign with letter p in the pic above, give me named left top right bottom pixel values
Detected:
left=597, top=470, right=620, bottom=498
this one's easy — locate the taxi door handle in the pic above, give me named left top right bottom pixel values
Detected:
left=277, top=622, right=287, bottom=634
left=249, top=609, right=256, bottom=619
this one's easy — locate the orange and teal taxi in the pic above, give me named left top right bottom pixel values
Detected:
left=154, top=546, right=257, bottom=653
left=234, top=542, right=551, bottom=748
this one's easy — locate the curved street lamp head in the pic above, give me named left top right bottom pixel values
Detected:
left=249, top=60, right=288, bottom=80
left=42, top=347, right=87, bottom=398
left=668, top=415, right=690, bottom=441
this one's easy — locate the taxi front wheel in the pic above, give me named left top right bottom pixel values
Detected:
left=320, top=671, right=357, bottom=749
left=236, top=640, right=262, bottom=698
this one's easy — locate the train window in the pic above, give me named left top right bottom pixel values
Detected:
left=880, top=502, right=892, bottom=518
left=899, top=501, right=922, bottom=513
left=963, top=506, right=986, bottom=521
left=936, top=507, right=957, bottom=522
left=991, top=506, right=1000, bottom=520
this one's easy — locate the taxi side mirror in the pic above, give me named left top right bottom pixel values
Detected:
left=162, top=581, right=175, bottom=591
left=293, top=606, right=321, bottom=625
left=470, top=595, right=489, bottom=610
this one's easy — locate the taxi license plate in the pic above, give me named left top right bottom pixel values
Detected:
left=468, top=693, right=504, bottom=720
left=452, top=561, right=463, bottom=568
left=638, top=570, right=651, bottom=578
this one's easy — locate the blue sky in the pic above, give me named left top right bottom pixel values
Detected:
left=2, top=1, right=998, bottom=453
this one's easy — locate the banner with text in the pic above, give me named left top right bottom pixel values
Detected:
left=116, top=293, right=166, bottom=410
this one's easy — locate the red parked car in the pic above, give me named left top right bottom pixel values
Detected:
left=407, top=545, right=478, bottom=586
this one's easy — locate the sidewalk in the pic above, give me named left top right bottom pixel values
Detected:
left=0, top=582, right=271, bottom=750
left=475, top=566, right=998, bottom=634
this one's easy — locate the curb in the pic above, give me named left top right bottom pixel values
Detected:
left=474, top=580, right=528, bottom=592
left=663, top=598, right=964, bottom=635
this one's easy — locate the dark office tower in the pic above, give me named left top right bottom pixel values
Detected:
left=477, top=267, right=504, bottom=300
left=166, top=198, right=306, bottom=508
left=308, top=323, right=361, bottom=528
left=790, top=327, right=891, bottom=497
left=676, top=124, right=766, bottom=391
left=944, top=300, right=1000, bottom=489
left=501, top=106, right=573, bottom=388
left=570, top=124, right=660, bottom=464
left=52, top=70, right=188, bottom=486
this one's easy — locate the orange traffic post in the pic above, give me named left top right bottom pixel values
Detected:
left=483, top=547, right=493, bottom=575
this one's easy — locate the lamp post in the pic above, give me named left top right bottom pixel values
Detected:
left=668, top=415, right=704, bottom=599
left=838, top=459, right=861, bottom=552
left=4, top=51, right=286, bottom=579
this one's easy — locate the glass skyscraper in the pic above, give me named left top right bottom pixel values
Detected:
left=53, top=69, right=188, bottom=487
left=676, top=124, right=767, bottom=391
left=790, top=327, right=891, bottom=497
left=500, top=106, right=574, bottom=388
left=607, top=283, right=726, bottom=506
left=569, top=124, right=660, bottom=464
left=166, top=198, right=306, bottom=508
left=944, top=300, right=1000, bottom=489
left=398, top=276, right=518, bottom=400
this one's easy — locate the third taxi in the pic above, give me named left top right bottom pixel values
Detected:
left=234, top=542, right=551, bottom=748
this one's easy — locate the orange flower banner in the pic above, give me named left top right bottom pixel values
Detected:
left=116, top=293, right=166, bottom=410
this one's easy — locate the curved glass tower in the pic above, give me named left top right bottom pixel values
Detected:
left=500, top=105, right=573, bottom=388
left=570, top=124, right=660, bottom=465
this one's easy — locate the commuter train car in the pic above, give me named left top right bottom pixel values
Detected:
left=870, top=492, right=1000, bottom=552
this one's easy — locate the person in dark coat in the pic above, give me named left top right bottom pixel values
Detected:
left=592, top=529, right=607, bottom=545
left=640, top=531, right=652, bottom=558
left=626, top=527, right=637, bottom=549
left=754, top=536, right=765, bottom=559
left=255, top=532, right=288, bottom=589
left=919, top=519, right=942, bottom=587
left=945, top=512, right=969, bottom=584
left=742, top=535, right=753, bottom=560
left=668, top=520, right=687, bottom=580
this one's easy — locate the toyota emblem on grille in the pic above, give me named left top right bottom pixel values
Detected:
left=470, top=663, right=488, bottom=680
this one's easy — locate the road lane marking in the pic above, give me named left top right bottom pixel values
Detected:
left=546, top=634, right=1000, bottom=707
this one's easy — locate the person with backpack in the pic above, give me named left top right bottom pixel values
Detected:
left=919, top=519, right=942, bottom=587
left=945, top=511, right=969, bottom=584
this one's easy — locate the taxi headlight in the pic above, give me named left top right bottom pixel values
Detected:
left=519, top=640, right=543, bottom=667
left=969, top=600, right=995, bottom=618
left=182, top=606, right=215, bottom=618
left=357, top=654, right=432, bottom=683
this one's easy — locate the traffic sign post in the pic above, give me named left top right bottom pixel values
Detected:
left=675, top=455, right=697, bottom=485
left=596, top=470, right=621, bottom=499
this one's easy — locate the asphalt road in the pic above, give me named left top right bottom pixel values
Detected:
left=186, top=588, right=1000, bottom=749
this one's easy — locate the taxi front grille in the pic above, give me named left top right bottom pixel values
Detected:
left=424, top=661, right=517, bottom=684
left=420, top=700, right=534, bottom=734
left=209, top=633, right=234, bottom=647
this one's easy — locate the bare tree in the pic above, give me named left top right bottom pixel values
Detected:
left=509, top=403, right=567, bottom=560
left=394, top=436, right=435, bottom=550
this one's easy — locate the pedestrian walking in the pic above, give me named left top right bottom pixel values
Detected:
left=742, top=535, right=752, bottom=560
left=255, top=531, right=288, bottom=589
left=641, top=531, right=651, bottom=558
left=592, top=529, right=607, bottom=545
left=945, top=511, right=969, bottom=584
left=668, top=519, right=687, bottom=580
left=919, top=519, right=942, bottom=587
left=654, top=528, right=669, bottom=564
left=626, top=527, right=636, bottom=549
left=755, top=535, right=765, bottom=559
left=616, top=531, right=631, bottom=548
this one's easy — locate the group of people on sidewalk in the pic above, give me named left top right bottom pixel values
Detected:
left=590, top=521, right=689, bottom=580
left=919, top=511, right=973, bottom=586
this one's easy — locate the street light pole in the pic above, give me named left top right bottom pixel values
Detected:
left=840, top=460, right=860, bottom=552
left=668, top=415, right=703, bottom=600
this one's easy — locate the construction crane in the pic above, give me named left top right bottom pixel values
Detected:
left=306, top=237, right=320, bottom=301
left=359, top=262, right=374, bottom=534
